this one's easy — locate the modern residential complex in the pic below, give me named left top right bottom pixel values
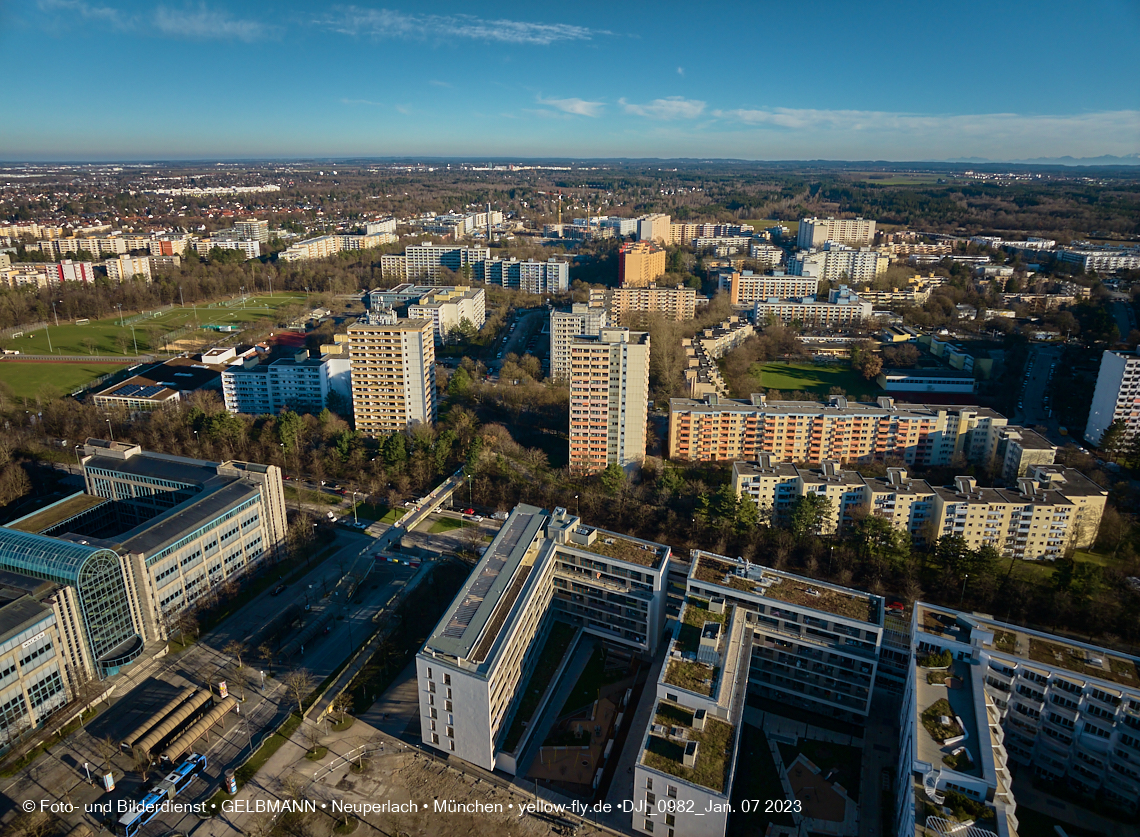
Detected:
left=0, top=441, right=286, bottom=684
left=406, top=286, right=487, bottom=344
left=1056, top=247, right=1140, bottom=273
left=668, top=394, right=1009, bottom=467
left=568, top=327, right=650, bottom=475
left=277, top=231, right=395, bottom=262
left=602, top=283, right=698, bottom=325
left=0, top=260, right=95, bottom=287
left=416, top=504, right=670, bottom=772
left=221, top=350, right=352, bottom=416
left=619, top=241, right=667, bottom=287
left=347, top=316, right=436, bottom=438
left=403, top=244, right=490, bottom=281
left=748, top=241, right=785, bottom=268
left=797, top=216, right=877, bottom=249
left=233, top=218, right=269, bottom=243
left=1085, top=349, right=1140, bottom=445
left=191, top=237, right=261, bottom=259
left=716, top=269, right=818, bottom=306
left=636, top=214, right=672, bottom=245
left=753, top=285, right=872, bottom=326
left=550, top=301, right=608, bottom=382
left=475, top=257, right=569, bottom=293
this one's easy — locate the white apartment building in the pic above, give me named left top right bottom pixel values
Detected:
left=636, top=214, right=672, bottom=244
left=790, top=244, right=890, bottom=282
left=277, top=232, right=394, bottom=263
left=1057, top=248, right=1140, bottom=273
left=1085, top=349, right=1140, bottom=445
left=550, top=302, right=608, bottom=382
left=748, top=241, right=784, bottom=268
left=193, top=238, right=261, bottom=259
left=475, top=257, right=569, bottom=293
left=716, top=269, right=818, bottom=306
left=416, top=504, right=670, bottom=772
left=403, top=244, right=490, bottom=281
left=600, top=217, right=638, bottom=236
left=407, top=286, right=487, bottom=344
left=347, top=316, right=436, bottom=438
left=753, top=285, right=872, bottom=327
left=104, top=255, right=152, bottom=281
left=364, top=218, right=397, bottom=235
left=222, top=351, right=352, bottom=416
left=233, top=219, right=269, bottom=243
left=568, top=328, right=650, bottom=476
left=797, top=216, right=877, bottom=249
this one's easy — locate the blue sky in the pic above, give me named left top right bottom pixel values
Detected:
left=2, top=0, right=1138, bottom=161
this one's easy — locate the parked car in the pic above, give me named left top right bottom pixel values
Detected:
left=271, top=584, right=287, bottom=596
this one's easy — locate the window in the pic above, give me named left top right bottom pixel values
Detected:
left=444, top=673, right=451, bottom=685
left=646, top=793, right=656, bottom=806
left=429, top=682, right=436, bottom=693
left=449, top=741, right=455, bottom=752
left=643, top=821, right=654, bottom=833
left=665, top=814, right=675, bottom=827
left=667, top=785, right=677, bottom=798
left=645, top=778, right=653, bottom=791
left=432, top=733, right=439, bottom=744
left=427, top=667, right=432, bottom=679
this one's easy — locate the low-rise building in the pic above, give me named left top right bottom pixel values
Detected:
left=876, top=368, right=977, bottom=394
left=91, top=356, right=226, bottom=411
left=753, top=285, right=872, bottom=327
left=407, top=286, right=487, bottom=344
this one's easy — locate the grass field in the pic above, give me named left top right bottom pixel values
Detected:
left=0, top=360, right=130, bottom=399
left=751, top=362, right=879, bottom=399
left=745, top=219, right=799, bottom=234
left=0, top=293, right=311, bottom=357
left=1014, top=550, right=1114, bottom=585
left=428, top=517, right=469, bottom=534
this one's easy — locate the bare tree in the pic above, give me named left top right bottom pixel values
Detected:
left=228, top=664, right=249, bottom=700
left=224, top=639, right=247, bottom=669
left=133, top=749, right=153, bottom=781
left=258, top=643, right=277, bottom=675
left=303, top=721, right=323, bottom=752
left=7, top=810, right=57, bottom=837
left=95, top=734, right=118, bottom=770
left=283, top=668, right=314, bottom=715
left=332, top=690, right=353, bottom=723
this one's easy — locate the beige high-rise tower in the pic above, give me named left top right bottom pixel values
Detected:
left=568, top=327, right=650, bottom=475
left=348, top=316, right=436, bottom=438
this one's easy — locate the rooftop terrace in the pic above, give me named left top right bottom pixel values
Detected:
left=694, top=554, right=879, bottom=624
left=579, top=529, right=666, bottom=569
left=642, top=700, right=734, bottom=793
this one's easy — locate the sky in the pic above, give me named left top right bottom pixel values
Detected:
left=1, top=0, right=1138, bottom=162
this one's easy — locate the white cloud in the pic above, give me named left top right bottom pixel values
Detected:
left=676, top=67, right=684, bottom=76
left=620, top=96, right=705, bottom=120
left=153, top=4, right=274, bottom=41
left=319, top=7, right=603, bottom=45
left=36, top=0, right=124, bottom=26
left=536, top=96, right=604, bottom=117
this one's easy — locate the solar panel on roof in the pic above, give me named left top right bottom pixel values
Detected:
left=113, top=384, right=166, bottom=398
left=439, top=514, right=530, bottom=641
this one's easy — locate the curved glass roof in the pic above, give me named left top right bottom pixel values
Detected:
left=0, top=527, right=116, bottom=585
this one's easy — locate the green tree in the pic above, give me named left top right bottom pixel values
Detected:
left=789, top=493, right=832, bottom=539
left=600, top=463, right=626, bottom=496
left=1099, top=419, right=1128, bottom=463
left=736, top=494, right=760, bottom=533
left=276, top=410, right=304, bottom=453
left=656, top=466, right=683, bottom=500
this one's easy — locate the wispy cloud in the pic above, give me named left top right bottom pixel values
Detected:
left=318, top=7, right=604, bottom=45
left=676, top=67, right=684, bottom=76
left=37, top=0, right=124, bottom=25
left=341, top=98, right=386, bottom=107
left=429, top=80, right=453, bottom=88
left=620, top=97, right=706, bottom=120
left=536, top=96, right=604, bottom=117
left=153, top=4, right=275, bottom=41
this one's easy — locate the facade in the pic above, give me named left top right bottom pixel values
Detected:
left=668, top=394, right=1009, bottom=467
left=403, top=245, right=490, bottom=281
left=716, top=270, right=817, bottom=306
left=995, top=426, right=1057, bottom=482
left=233, top=219, right=269, bottom=243
left=1085, top=349, right=1140, bottom=445
left=364, top=218, right=397, bottom=235
left=416, top=504, right=670, bottom=772
left=682, top=316, right=755, bottom=400
left=0, top=573, right=74, bottom=748
left=475, top=257, right=569, bottom=293
left=1057, top=248, right=1140, bottom=273
left=0, top=441, right=287, bottom=681
left=877, top=369, right=976, bottom=394
left=568, top=328, right=650, bottom=476
left=748, top=241, right=784, bottom=268
left=193, top=238, right=260, bottom=259
left=605, top=284, right=698, bottom=324
left=636, top=214, right=671, bottom=244
left=753, top=285, right=872, bottom=327
left=600, top=217, right=639, bottom=237
left=406, top=286, right=487, bottom=344
left=790, top=245, right=890, bottom=282
left=347, top=316, right=436, bottom=438
left=364, top=283, right=438, bottom=309
left=732, top=457, right=870, bottom=534
left=669, top=222, right=754, bottom=245
left=277, top=232, right=394, bottom=263
left=619, top=241, right=667, bottom=288
left=797, top=217, right=877, bottom=249
left=550, top=302, right=608, bottom=382
left=104, top=255, right=152, bottom=282
left=222, top=351, right=351, bottom=416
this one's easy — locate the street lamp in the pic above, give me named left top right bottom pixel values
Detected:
left=115, top=303, right=124, bottom=326
left=129, top=324, right=138, bottom=355
left=105, top=418, right=114, bottom=442
left=51, top=298, right=59, bottom=327
left=352, top=491, right=359, bottom=526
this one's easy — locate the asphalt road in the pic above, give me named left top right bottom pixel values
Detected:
left=490, top=307, right=548, bottom=374
left=1015, top=343, right=1063, bottom=431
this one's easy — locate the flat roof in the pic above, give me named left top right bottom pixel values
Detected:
left=693, top=554, right=880, bottom=625
left=84, top=449, right=219, bottom=487
left=426, top=504, right=548, bottom=662
left=641, top=700, right=735, bottom=794
left=6, top=493, right=109, bottom=534
left=577, top=529, right=666, bottom=569
left=119, top=480, right=260, bottom=558
left=92, top=357, right=222, bottom=399
left=0, top=596, right=53, bottom=643
left=670, top=396, right=1005, bottom=421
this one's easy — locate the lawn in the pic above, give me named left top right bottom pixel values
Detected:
left=284, top=485, right=342, bottom=506
left=1012, top=551, right=1114, bottom=585
left=563, top=643, right=631, bottom=714
left=379, top=507, right=406, bottom=524
left=349, top=502, right=394, bottom=521
left=751, top=361, right=879, bottom=399
left=0, top=360, right=130, bottom=398
left=428, top=517, right=469, bottom=534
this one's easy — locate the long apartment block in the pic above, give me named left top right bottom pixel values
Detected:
left=716, top=269, right=818, bottom=306
left=669, top=394, right=1008, bottom=467
left=416, top=505, right=670, bottom=772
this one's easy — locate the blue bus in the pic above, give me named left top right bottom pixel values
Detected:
left=115, top=754, right=207, bottom=836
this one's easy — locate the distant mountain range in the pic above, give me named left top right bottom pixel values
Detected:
left=945, top=154, right=1140, bottom=166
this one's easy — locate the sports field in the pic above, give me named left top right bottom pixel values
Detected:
left=751, top=361, right=879, bottom=399
left=0, top=293, right=310, bottom=357
left=0, top=361, right=130, bottom=399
